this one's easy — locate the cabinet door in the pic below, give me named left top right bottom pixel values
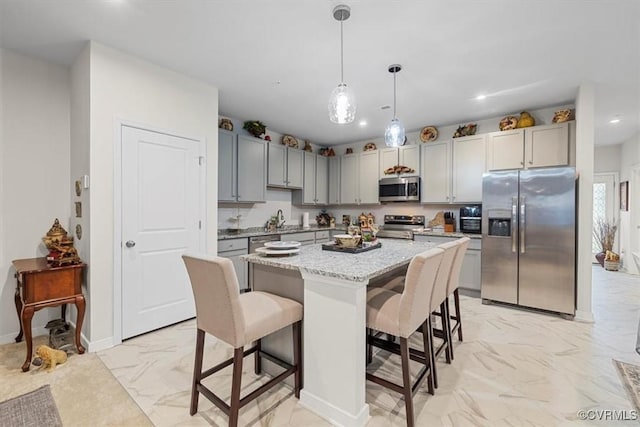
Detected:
left=486, top=129, right=524, bottom=171
left=329, top=156, right=341, bottom=204
left=237, top=136, right=266, bottom=202
left=452, top=135, right=486, bottom=203
left=459, top=249, right=481, bottom=291
left=525, top=122, right=569, bottom=168
left=399, top=145, right=420, bottom=176
left=218, top=130, right=236, bottom=202
left=379, top=148, right=398, bottom=178
left=421, top=141, right=451, bottom=203
left=316, top=155, right=329, bottom=205
left=359, top=151, right=380, bottom=204
left=302, top=152, right=316, bottom=204
left=287, top=148, right=304, bottom=188
left=267, top=143, right=286, bottom=187
left=340, top=154, right=359, bottom=204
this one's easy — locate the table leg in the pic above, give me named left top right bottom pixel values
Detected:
left=21, top=306, right=35, bottom=372
left=14, top=284, right=23, bottom=343
left=74, top=295, right=86, bottom=354
left=61, top=304, right=67, bottom=322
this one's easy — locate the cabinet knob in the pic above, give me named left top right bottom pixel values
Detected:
left=528, top=160, right=533, bottom=164
left=520, top=161, right=524, bottom=166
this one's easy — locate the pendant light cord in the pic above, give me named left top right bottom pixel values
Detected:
left=393, top=71, right=397, bottom=120
left=340, top=18, right=344, bottom=83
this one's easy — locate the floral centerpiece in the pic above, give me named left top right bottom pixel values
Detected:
left=243, top=120, right=266, bottom=138
left=593, top=217, right=618, bottom=267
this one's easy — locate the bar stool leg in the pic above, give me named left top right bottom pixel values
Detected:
left=254, top=338, right=262, bottom=375
left=454, top=289, right=463, bottom=341
left=428, top=316, right=438, bottom=389
left=421, top=320, right=435, bottom=395
left=190, top=329, right=205, bottom=416
left=440, top=302, right=451, bottom=364
left=293, top=321, right=302, bottom=397
left=367, top=328, right=373, bottom=364
left=229, top=347, right=244, bottom=427
left=399, top=337, right=415, bottom=427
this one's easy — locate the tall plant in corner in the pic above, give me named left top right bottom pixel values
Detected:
left=593, top=217, right=618, bottom=266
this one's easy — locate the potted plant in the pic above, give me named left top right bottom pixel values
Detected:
left=243, top=120, right=266, bottom=138
left=593, top=217, right=618, bottom=267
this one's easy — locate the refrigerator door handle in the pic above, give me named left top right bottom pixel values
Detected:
left=511, top=196, right=518, bottom=253
left=520, top=196, right=526, bottom=253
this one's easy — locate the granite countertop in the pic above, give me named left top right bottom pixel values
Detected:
left=413, top=230, right=482, bottom=239
left=242, top=238, right=437, bottom=283
left=218, top=225, right=346, bottom=240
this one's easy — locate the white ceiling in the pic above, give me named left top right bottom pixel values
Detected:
left=1, top=1, right=638, bottom=146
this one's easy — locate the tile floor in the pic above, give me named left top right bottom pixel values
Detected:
left=98, top=267, right=640, bottom=426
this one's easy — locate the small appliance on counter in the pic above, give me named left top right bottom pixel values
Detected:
left=459, top=205, right=482, bottom=234
left=379, top=177, right=420, bottom=202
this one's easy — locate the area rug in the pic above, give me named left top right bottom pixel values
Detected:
left=0, top=384, right=62, bottom=427
left=613, top=359, right=640, bottom=411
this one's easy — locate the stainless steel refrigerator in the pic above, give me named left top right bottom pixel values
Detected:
left=481, top=167, right=576, bottom=316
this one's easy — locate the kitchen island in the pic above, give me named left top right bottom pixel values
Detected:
left=244, top=238, right=437, bottom=427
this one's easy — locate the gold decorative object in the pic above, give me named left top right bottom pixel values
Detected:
left=384, top=165, right=415, bottom=175
left=219, top=118, right=234, bottom=131
left=42, top=219, right=81, bottom=266
left=76, top=224, right=82, bottom=240
left=420, top=126, right=438, bottom=142
left=303, top=140, right=313, bottom=152
left=363, top=142, right=377, bottom=151
left=552, top=108, right=574, bottom=123
left=499, top=116, right=518, bottom=131
left=75, top=180, right=82, bottom=197
left=345, top=147, right=353, bottom=154
left=516, top=111, right=535, bottom=128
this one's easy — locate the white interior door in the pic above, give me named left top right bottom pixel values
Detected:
left=121, top=126, right=204, bottom=339
left=592, top=173, right=616, bottom=259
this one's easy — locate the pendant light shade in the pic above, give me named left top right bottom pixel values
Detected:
left=328, top=5, right=356, bottom=124
left=385, top=64, right=405, bottom=147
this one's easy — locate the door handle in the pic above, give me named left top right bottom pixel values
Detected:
left=512, top=196, right=517, bottom=253
left=126, top=240, right=136, bottom=248
left=520, top=196, right=526, bottom=253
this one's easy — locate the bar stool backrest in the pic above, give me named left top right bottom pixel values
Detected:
left=447, top=238, right=470, bottom=295
left=399, top=247, right=444, bottom=337
left=182, top=253, right=246, bottom=348
left=429, top=241, right=458, bottom=311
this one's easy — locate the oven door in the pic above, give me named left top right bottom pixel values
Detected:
left=379, top=177, right=420, bottom=202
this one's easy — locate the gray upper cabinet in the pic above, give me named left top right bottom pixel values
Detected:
left=340, top=154, right=359, bottom=204
left=267, top=143, right=303, bottom=189
left=293, top=152, right=328, bottom=205
left=340, top=151, right=379, bottom=205
left=379, top=145, right=420, bottom=178
left=328, top=156, right=341, bottom=205
left=218, top=130, right=266, bottom=203
left=486, top=122, right=571, bottom=171
left=237, top=135, right=267, bottom=202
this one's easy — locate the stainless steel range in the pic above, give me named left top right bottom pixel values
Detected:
left=377, top=215, right=425, bottom=240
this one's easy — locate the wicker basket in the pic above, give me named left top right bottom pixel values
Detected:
left=604, top=260, right=620, bottom=271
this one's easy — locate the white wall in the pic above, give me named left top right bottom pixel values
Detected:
left=594, top=145, right=621, bottom=173
left=618, top=132, right=640, bottom=274
left=0, top=49, right=71, bottom=343
left=87, top=42, right=218, bottom=346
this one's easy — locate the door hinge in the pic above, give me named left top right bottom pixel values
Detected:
left=198, top=156, right=205, bottom=166
left=198, top=220, right=202, bottom=230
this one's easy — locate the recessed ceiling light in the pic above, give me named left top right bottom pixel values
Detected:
left=359, top=120, right=367, bottom=127
left=475, top=94, right=487, bottom=101
left=609, top=118, right=621, bottom=124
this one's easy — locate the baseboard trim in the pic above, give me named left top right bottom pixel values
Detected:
left=0, top=327, right=48, bottom=345
left=574, top=309, right=595, bottom=323
left=299, top=390, right=369, bottom=427
left=86, top=335, right=114, bottom=352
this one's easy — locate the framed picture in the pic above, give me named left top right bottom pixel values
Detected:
left=620, top=181, right=629, bottom=211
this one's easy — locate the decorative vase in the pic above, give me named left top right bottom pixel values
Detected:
left=595, top=251, right=606, bottom=267
left=516, top=111, right=535, bottom=128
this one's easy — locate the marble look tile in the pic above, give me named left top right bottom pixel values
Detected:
left=98, top=267, right=640, bottom=426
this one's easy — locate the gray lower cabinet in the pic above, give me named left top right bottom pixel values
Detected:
left=217, top=238, right=249, bottom=291
left=267, top=144, right=303, bottom=189
left=218, top=130, right=267, bottom=203
left=315, top=230, right=330, bottom=243
left=282, top=231, right=315, bottom=246
left=413, top=235, right=482, bottom=293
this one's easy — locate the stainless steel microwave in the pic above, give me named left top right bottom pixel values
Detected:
left=379, top=177, right=420, bottom=202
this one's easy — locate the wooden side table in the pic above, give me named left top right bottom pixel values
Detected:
left=12, top=257, right=86, bottom=372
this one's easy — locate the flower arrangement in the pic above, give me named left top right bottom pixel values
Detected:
left=593, top=217, right=618, bottom=253
left=243, top=120, right=266, bottom=138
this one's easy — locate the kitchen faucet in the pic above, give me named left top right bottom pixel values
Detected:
left=276, top=209, right=286, bottom=229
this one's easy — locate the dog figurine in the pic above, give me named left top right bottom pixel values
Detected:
left=35, top=344, right=67, bottom=372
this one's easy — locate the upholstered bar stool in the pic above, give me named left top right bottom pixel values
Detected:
left=182, top=254, right=302, bottom=427
left=366, top=247, right=444, bottom=427
left=445, top=237, right=470, bottom=355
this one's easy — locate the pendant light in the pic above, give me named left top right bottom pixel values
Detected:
left=328, top=5, right=356, bottom=124
left=384, top=64, right=405, bottom=147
